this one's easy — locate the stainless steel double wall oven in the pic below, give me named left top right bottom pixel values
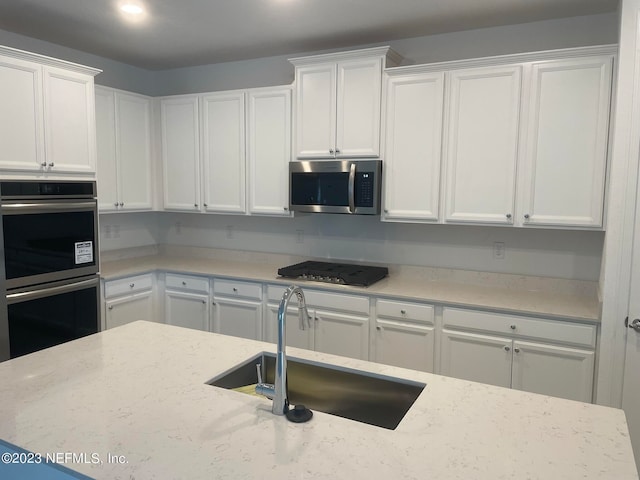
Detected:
left=0, top=181, right=100, bottom=361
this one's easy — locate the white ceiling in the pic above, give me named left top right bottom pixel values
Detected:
left=0, top=0, right=619, bottom=70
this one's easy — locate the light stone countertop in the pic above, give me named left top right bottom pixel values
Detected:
left=100, top=249, right=601, bottom=322
left=0, top=321, right=635, bottom=479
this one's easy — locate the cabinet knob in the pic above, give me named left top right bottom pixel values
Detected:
left=504, top=346, right=511, bottom=352
left=202, top=300, right=206, bottom=304
left=524, top=214, right=530, bottom=220
left=108, top=305, right=113, bottom=310
left=284, top=207, right=288, bottom=211
left=384, top=209, right=389, bottom=214
left=506, top=213, right=512, bottom=219
left=232, top=287, right=238, bottom=292
left=400, top=309, right=406, bottom=315
left=376, top=326, right=381, bottom=331
left=510, top=324, right=516, bottom=330
left=129, top=283, right=135, bottom=288
left=48, top=162, right=54, bottom=167
left=514, top=347, right=520, bottom=353
left=329, top=148, right=334, bottom=154
left=194, top=204, right=198, bottom=208
left=204, top=203, right=208, bottom=207
left=335, top=148, right=341, bottom=154
left=41, top=161, right=47, bottom=167
left=114, top=202, right=119, bottom=207
left=119, top=202, right=124, bottom=207
left=182, top=281, right=187, bottom=286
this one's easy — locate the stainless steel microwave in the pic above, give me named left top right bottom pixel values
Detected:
left=289, top=160, right=382, bottom=214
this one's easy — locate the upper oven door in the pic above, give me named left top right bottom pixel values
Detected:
left=1, top=199, right=99, bottom=289
left=289, top=160, right=382, bottom=214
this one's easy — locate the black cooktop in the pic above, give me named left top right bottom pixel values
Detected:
left=278, top=261, right=388, bottom=287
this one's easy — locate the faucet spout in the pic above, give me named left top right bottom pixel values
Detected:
left=256, top=285, right=310, bottom=415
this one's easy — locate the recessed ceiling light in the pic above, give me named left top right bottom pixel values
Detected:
left=120, top=4, right=144, bottom=15
left=120, top=3, right=144, bottom=15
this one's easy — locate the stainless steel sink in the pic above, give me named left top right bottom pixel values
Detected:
left=207, top=352, right=425, bottom=430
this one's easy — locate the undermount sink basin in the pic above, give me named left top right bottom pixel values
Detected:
left=207, top=352, right=425, bottom=430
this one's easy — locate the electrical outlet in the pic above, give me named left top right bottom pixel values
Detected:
left=493, top=242, right=505, bottom=260
left=296, top=229, right=304, bottom=244
left=226, top=225, right=234, bottom=239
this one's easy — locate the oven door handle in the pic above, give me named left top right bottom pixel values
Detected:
left=6, top=277, right=99, bottom=305
left=348, top=162, right=356, bottom=213
left=1, top=201, right=97, bottom=214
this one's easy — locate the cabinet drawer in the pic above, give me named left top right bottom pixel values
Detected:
left=376, top=299, right=434, bottom=323
left=105, top=273, right=153, bottom=298
left=443, top=307, right=596, bottom=348
left=267, top=285, right=369, bottom=314
left=165, top=273, right=210, bottom=294
left=214, top=279, right=262, bottom=300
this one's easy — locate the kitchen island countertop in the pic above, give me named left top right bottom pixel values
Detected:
left=0, top=321, right=635, bottom=479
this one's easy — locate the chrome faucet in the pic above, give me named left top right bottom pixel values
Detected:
left=256, top=285, right=311, bottom=415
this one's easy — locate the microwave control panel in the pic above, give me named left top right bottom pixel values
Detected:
left=355, top=172, right=375, bottom=207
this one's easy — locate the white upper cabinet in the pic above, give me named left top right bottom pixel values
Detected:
left=201, top=91, right=246, bottom=214
left=444, top=65, right=522, bottom=225
left=247, top=87, right=292, bottom=216
left=518, top=56, right=613, bottom=228
left=161, top=95, right=201, bottom=211
left=95, top=86, right=152, bottom=211
left=291, top=46, right=401, bottom=159
left=0, top=56, right=43, bottom=171
left=0, top=47, right=99, bottom=177
left=382, top=71, right=445, bottom=222
left=43, top=67, right=97, bottom=174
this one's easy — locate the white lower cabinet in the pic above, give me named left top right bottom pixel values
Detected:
left=374, top=299, right=435, bottom=372
left=164, top=273, right=211, bottom=331
left=104, top=274, right=155, bottom=329
left=213, top=279, right=262, bottom=340
left=440, top=307, right=596, bottom=402
left=266, top=285, right=369, bottom=360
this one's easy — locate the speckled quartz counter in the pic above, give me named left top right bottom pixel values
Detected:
left=0, top=321, right=634, bottom=479
left=100, top=248, right=601, bottom=322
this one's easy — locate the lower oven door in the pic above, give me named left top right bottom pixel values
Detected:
left=4, top=275, right=100, bottom=361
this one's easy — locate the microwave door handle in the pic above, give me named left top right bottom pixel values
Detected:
left=348, top=163, right=356, bottom=213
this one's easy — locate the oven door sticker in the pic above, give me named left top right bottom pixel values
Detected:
left=74, top=241, right=94, bottom=264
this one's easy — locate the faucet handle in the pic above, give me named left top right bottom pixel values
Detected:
left=256, top=363, right=263, bottom=385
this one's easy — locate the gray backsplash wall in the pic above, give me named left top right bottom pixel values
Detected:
left=128, top=212, right=603, bottom=281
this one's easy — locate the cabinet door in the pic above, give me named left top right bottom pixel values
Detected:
left=511, top=340, right=595, bottom=402
left=336, top=57, right=382, bottom=157
left=95, top=87, right=119, bottom=211
left=105, top=291, right=154, bottom=329
left=519, top=56, right=612, bottom=228
left=201, top=92, right=246, bottom=213
left=383, top=72, right=444, bottom=221
left=116, top=92, right=152, bottom=210
left=374, top=319, right=435, bottom=372
left=213, top=297, right=262, bottom=340
left=440, top=329, right=513, bottom=388
left=295, top=63, right=337, bottom=158
left=444, top=65, right=521, bottom=224
left=165, top=290, right=210, bottom=331
left=161, top=96, right=201, bottom=211
left=314, top=309, right=369, bottom=360
left=264, top=304, right=314, bottom=350
left=43, top=67, right=96, bottom=174
left=247, top=87, right=292, bottom=216
left=0, top=56, right=44, bottom=172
